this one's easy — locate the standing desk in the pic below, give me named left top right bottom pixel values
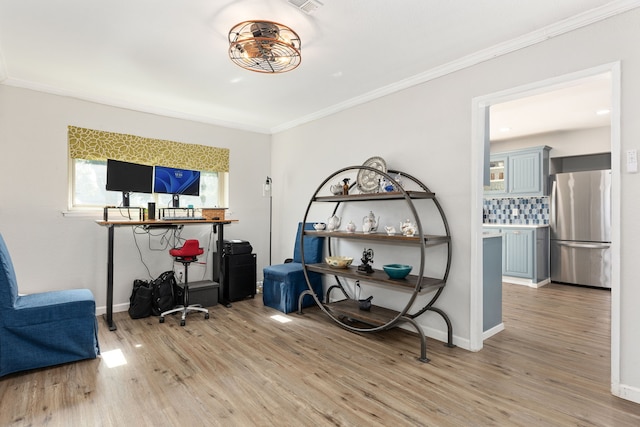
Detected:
left=96, top=219, right=236, bottom=331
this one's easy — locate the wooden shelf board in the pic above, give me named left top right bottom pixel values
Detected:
left=324, top=299, right=399, bottom=327
left=305, top=230, right=450, bottom=245
left=306, top=263, right=445, bottom=293
left=313, top=191, right=435, bottom=203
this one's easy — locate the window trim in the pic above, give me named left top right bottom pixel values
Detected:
left=68, top=158, right=228, bottom=211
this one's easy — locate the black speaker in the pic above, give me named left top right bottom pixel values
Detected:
left=147, top=202, right=156, bottom=220
left=217, top=253, right=256, bottom=302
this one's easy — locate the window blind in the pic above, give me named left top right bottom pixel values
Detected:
left=68, top=125, right=229, bottom=172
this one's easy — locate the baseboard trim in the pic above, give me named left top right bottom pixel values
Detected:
left=503, top=276, right=550, bottom=288
left=483, top=323, right=505, bottom=340
left=96, top=303, right=129, bottom=316
left=613, top=383, right=640, bottom=404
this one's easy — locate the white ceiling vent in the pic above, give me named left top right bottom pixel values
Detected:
left=287, top=0, right=323, bottom=14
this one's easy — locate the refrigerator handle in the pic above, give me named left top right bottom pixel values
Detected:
left=556, top=241, right=611, bottom=249
left=550, top=178, right=557, bottom=230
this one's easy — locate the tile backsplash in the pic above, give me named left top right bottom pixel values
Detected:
left=483, top=196, right=550, bottom=225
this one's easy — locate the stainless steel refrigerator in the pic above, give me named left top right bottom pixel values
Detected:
left=550, top=170, right=611, bottom=288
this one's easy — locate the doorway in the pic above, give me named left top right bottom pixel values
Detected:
left=470, top=63, right=621, bottom=388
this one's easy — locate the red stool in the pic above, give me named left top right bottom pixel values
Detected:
left=159, top=239, right=209, bottom=326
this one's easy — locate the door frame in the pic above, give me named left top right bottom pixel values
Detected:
left=469, top=62, right=621, bottom=391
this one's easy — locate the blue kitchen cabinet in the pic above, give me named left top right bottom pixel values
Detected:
left=485, top=154, right=508, bottom=196
left=501, top=226, right=550, bottom=285
left=508, top=147, right=550, bottom=196
left=502, top=228, right=535, bottom=278
left=485, top=146, right=551, bottom=197
left=483, top=235, right=503, bottom=332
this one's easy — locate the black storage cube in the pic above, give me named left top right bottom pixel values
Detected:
left=174, top=280, right=220, bottom=307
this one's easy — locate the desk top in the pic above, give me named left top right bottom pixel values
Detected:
left=96, top=219, right=237, bottom=226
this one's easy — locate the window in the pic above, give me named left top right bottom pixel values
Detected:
left=67, top=126, right=230, bottom=211
left=71, top=159, right=224, bottom=210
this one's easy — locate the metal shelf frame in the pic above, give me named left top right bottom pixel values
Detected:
left=297, top=165, right=454, bottom=362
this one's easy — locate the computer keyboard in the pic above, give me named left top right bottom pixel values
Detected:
left=160, top=216, right=206, bottom=221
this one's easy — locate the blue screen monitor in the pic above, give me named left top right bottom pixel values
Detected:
left=154, top=166, right=201, bottom=197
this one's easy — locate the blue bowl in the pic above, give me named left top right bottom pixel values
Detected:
left=382, top=264, right=413, bottom=279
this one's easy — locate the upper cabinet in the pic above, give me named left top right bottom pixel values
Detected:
left=485, top=155, right=508, bottom=195
left=485, top=146, right=551, bottom=197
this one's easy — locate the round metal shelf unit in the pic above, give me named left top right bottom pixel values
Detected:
left=298, top=165, right=453, bottom=347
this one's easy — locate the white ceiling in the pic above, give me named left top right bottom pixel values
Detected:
left=0, top=0, right=635, bottom=134
left=490, top=73, right=612, bottom=141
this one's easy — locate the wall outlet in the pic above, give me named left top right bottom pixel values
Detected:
left=512, top=208, right=519, bottom=216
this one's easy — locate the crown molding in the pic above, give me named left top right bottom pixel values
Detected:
left=1, top=77, right=273, bottom=135
left=271, top=0, right=640, bottom=134
left=2, top=0, right=639, bottom=136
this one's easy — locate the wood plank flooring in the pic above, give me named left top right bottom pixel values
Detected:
left=1, top=283, right=640, bottom=426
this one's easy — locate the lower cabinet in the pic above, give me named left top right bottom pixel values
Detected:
left=502, top=228, right=534, bottom=278
left=502, top=227, right=549, bottom=286
left=483, top=225, right=550, bottom=287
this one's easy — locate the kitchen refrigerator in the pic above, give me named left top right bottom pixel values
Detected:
left=550, top=170, right=611, bottom=288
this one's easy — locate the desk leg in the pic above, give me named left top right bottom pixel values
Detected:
left=102, top=224, right=117, bottom=331
left=216, top=223, right=232, bottom=308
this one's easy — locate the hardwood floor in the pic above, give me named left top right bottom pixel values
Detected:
left=1, top=283, right=639, bottom=426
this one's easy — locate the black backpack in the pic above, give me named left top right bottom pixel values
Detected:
left=151, top=270, right=176, bottom=316
left=128, top=279, right=153, bottom=319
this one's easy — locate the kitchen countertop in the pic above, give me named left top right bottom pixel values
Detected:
left=483, top=223, right=549, bottom=229
left=482, top=233, right=503, bottom=239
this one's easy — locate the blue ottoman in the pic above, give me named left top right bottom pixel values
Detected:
left=262, top=222, right=324, bottom=314
left=263, top=264, right=323, bottom=313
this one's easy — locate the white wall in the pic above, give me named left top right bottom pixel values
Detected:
left=272, top=75, right=474, bottom=345
left=271, top=8, right=640, bottom=400
left=0, top=85, right=271, bottom=313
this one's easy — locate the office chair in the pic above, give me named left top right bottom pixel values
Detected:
left=160, top=239, right=210, bottom=326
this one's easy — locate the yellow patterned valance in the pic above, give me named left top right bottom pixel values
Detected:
left=68, top=126, right=229, bottom=172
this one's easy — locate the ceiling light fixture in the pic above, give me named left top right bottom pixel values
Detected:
left=228, top=20, right=302, bottom=73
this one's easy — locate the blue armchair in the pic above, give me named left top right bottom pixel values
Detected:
left=0, top=233, right=99, bottom=377
left=263, top=223, right=324, bottom=313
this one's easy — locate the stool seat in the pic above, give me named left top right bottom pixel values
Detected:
left=160, top=239, right=209, bottom=326
left=169, top=239, right=203, bottom=260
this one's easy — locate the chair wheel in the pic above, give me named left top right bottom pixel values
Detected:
left=159, top=317, right=165, bottom=323
left=204, top=313, right=210, bottom=319
left=180, top=320, right=185, bottom=326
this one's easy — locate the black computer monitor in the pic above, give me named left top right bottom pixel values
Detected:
left=106, top=159, right=153, bottom=207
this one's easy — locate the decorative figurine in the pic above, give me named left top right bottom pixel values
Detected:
left=358, top=295, right=373, bottom=311
left=357, top=248, right=374, bottom=274
left=342, top=178, right=351, bottom=195
left=362, top=210, right=379, bottom=233
left=400, top=219, right=417, bottom=236
left=327, top=215, right=341, bottom=232
left=345, top=220, right=356, bottom=233
left=330, top=182, right=343, bottom=195
left=381, top=177, right=395, bottom=192
left=394, top=172, right=403, bottom=189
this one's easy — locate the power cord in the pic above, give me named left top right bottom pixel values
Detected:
left=131, top=226, right=154, bottom=280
